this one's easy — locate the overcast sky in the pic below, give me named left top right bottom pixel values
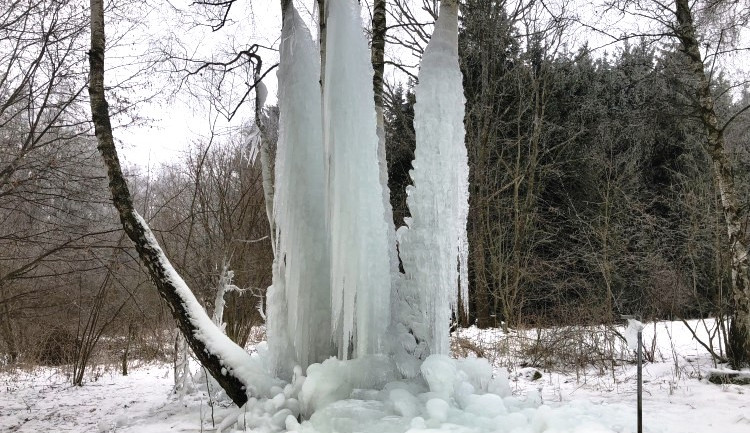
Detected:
left=114, top=0, right=749, bottom=170
left=114, top=0, right=283, bottom=168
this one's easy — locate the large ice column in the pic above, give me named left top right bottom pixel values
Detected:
left=268, top=4, right=334, bottom=379
left=324, top=0, right=392, bottom=359
left=397, top=0, right=469, bottom=357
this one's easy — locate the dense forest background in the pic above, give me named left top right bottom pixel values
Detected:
left=1, top=0, right=749, bottom=369
left=386, top=1, right=750, bottom=331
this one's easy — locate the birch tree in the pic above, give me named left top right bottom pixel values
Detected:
left=672, top=0, right=750, bottom=368
left=600, top=0, right=750, bottom=367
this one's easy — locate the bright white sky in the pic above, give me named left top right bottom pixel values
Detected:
left=114, top=0, right=749, bottom=170
left=114, top=0, right=284, bottom=169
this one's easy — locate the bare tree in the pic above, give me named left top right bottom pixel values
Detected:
left=89, top=0, right=255, bottom=405
left=671, top=0, right=750, bottom=368
left=0, top=0, right=160, bottom=365
left=150, top=138, right=273, bottom=346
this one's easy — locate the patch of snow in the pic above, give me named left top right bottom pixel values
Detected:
left=4, top=319, right=750, bottom=432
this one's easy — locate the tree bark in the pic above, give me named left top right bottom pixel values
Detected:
left=674, top=0, right=750, bottom=368
left=0, top=292, right=18, bottom=364
left=372, top=0, right=387, bottom=130
left=88, top=0, right=251, bottom=405
left=122, top=322, right=134, bottom=376
left=318, top=0, right=327, bottom=86
left=371, top=0, right=402, bottom=299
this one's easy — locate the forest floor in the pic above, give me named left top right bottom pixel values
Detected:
left=1, top=319, right=749, bottom=432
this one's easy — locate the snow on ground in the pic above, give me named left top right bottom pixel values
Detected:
left=0, top=360, right=255, bottom=432
left=454, top=319, right=750, bottom=433
left=1, top=319, right=749, bottom=432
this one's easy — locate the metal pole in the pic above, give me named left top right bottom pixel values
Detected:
left=637, top=329, right=642, bottom=433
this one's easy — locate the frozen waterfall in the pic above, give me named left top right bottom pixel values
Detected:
left=324, top=0, right=392, bottom=359
left=396, top=0, right=469, bottom=357
left=267, top=0, right=467, bottom=375
left=267, top=4, right=334, bottom=379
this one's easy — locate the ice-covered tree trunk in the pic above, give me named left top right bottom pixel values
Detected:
left=254, top=77, right=276, bottom=257
left=267, top=3, right=335, bottom=379
left=173, top=332, right=194, bottom=396
left=396, top=0, right=469, bottom=358
left=324, top=0, right=392, bottom=358
left=674, top=0, right=750, bottom=369
left=212, top=261, right=240, bottom=331
left=370, top=0, right=405, bottom=357
left=88, top=0, right=281, bottom=406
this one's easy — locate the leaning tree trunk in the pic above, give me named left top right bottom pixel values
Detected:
left=88, top=0, right=254, bottom=405
left=674, top=0, right=750, bottom=368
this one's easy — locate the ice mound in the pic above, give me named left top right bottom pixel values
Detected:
left=214, top=354, right=634, bottom=433
left=299, top=355, right=400, bottom=416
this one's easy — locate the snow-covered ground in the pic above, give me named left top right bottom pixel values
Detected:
left=0, top=362, right=247, bottom=432
left=1, top=319, right=749, bottom=433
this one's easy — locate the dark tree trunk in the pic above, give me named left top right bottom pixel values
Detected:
left=371, top=0, right=386, bottom=114
left=88, top=0, right=250, bottom=405
left=318, top=0, right=327, bottom=85
left=122, top=322, right=135, bottom=376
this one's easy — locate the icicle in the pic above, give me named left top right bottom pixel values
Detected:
left=173, top=332, right=194, bottom=396
left=397, top=0, right=469, bottom=357
left=324, top=0, right=392, bottom=358
left=267, top=3, right=334, bottom=379
left=212, top=260, right=240, bottom=332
